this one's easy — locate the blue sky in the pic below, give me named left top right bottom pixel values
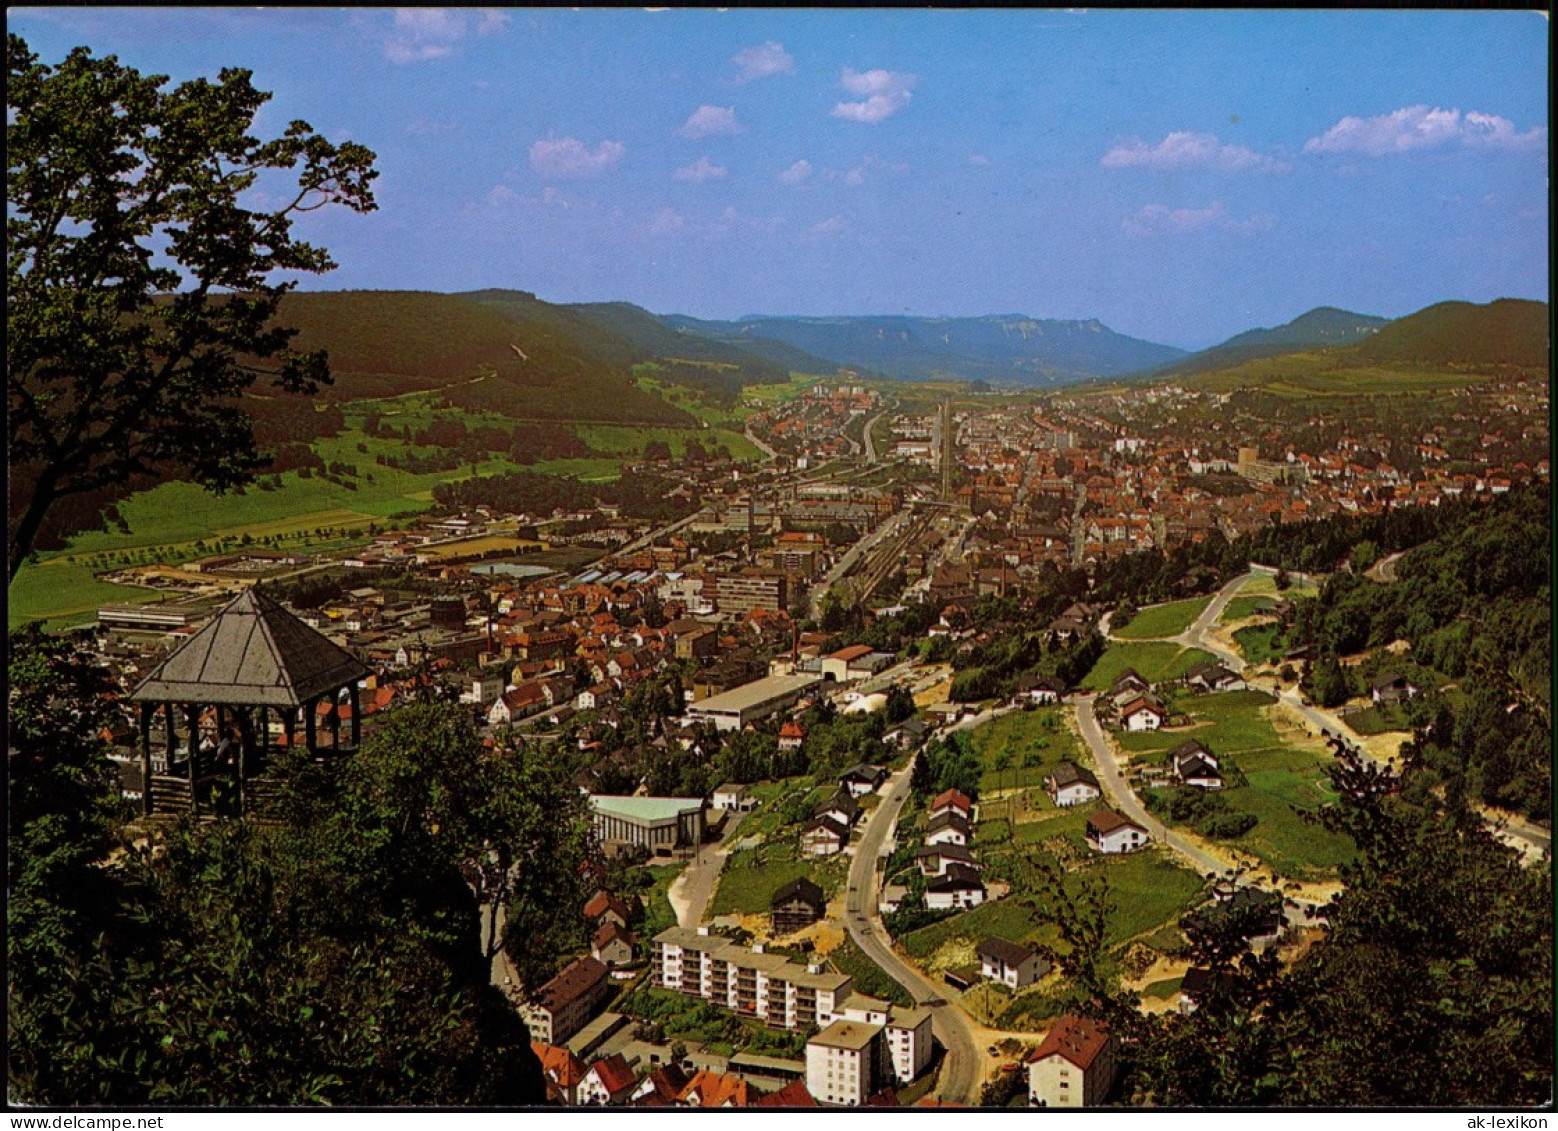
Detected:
left=10, top=7, right=1549, bottom=348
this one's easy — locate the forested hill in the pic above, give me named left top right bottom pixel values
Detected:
left=1292, top=483, right=1551, bottom=819
left=269, top=290, right=688, bottom=424
left=1347, top=297, right=1549, bottom=368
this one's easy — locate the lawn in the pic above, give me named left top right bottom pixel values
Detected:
left=828, top=937, right=913, bottom=1007
left=707, top=778, right=845, bottom=916
left=642, top=864, right=685, bottom=939
left=1081, top=643, right=1219, bottom=692
left=8, top=559, right=168, bottom=631
left=1342, top=704, right=1413, bottom=736
left=1092, top=849, right=1208, bottom=946
left=1142, top=976, right=1184, bottom=1001
left=1221, top=594, right=1279, bottom=622
left=1113, top=597, right=1212, bottom=640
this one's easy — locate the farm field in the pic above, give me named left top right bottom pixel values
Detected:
left=1081, top=642, right=1218, bottom=692
left=1221, top=594, right=1280, bottom=622
left=1113, top=596, right=1213, bottom=640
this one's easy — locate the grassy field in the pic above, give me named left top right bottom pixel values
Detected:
left=707, top=779, right=847, bottom=916
left=575, top=423, right=762, bottom=462
left=742, top=372, right=824, bottom=404
left=642, top=864, right=685, bottom=939
left=1113, top=596, right=1212, bottom=640
left=8, top=560, right=169, bottom=631
left=1081, top=643, right=1218, bottom=692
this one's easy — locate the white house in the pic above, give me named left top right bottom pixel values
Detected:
left=978, top=936, right=1051, bottom=990
left=1119, top=696, right=1167, bottom=732
left=800, top=815, right=849, bottom=857
left=925, top=864, right=986, bottom=910
left=1043, top=762, right=1102, bottom=807
left=1086, top=810, right=1150, bottom=854
left=925, top=810, right=972, bottom=848
left=711, top=783, right=755, bottom=811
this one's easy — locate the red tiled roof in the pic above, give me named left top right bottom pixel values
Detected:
left=1028, top=1013, right=1111, bottom=1071
left=584, top=890, right=631, bottom=923
left=1087, top=809, right=1145, bottom=836
left=752, top=1080, right=817, bottom=1108
left=678, top=1070, right=750, bottom=1108
left=932, top=788, right=972, bottom=814
left=586, top=1053, right=638, bottom=1097
left=532, top=1041, right=585, bottom=1088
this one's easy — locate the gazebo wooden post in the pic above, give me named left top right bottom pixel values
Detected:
left=305, top=696, right=318, bottom=755
left=164, top=701, right=178, bottom=765
left=186, top=704, right=200, bottom=818
left=139, top=701, right=154, bottom=818
left=349, top=684, right=361, bottom=748
left=282, top=707, right=296, bottom=755
left=331, top=697, right=341, bottom=753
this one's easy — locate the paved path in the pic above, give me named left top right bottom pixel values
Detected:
left=668, top=812, right=748, bottom=928
left=844, top=763, right=986, bottom=1105
left=1168, top=570, right=1258, bottom=668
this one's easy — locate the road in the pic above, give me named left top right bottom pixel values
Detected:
left=742, top=426, right=779, bottom=462
left=668, top=812, right=748, bottom=928
left=808, top=510, right=910, bottom=617
left=1170, top=570, right=1259, bottom=669
left=862, top=410, right=890, bottom=464
left=844, top=763, right=985, bottom=1105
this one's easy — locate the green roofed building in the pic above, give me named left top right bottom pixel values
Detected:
left=589, top=794, right=706, bottom=854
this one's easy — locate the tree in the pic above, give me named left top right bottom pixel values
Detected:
left=7, top=35, right=378, bottom=579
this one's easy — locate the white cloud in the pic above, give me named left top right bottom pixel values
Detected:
left=1304, top=105, right=1547, bottom=156
left=649, top=207, right=685, bottom=235
left=675, top=156, right=728, bottom=183
left=384, top=8, right=506, bottom=64
left=1102, top=131, right=1288, bottom=173
left=808, top=216, right=848, bottom=237
left=832, top=68, right=915, bottom=124
left=779, top=159, right=812, bottom=185
left=1123, top=201, right=1272, bottom=238
left=733, top=41, right=794, bottom=83
left=680, top=104, right=742, bottom=139
left=529, top=137, right=625, bottom=178
left=486, top=184, right=519, bottom=207
left=968, top=154, right=990, bottom=166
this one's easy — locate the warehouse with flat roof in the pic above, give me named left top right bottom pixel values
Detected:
left=589, top=794, right=705, bottom=853
left=684, top=672, right=821, bottom=732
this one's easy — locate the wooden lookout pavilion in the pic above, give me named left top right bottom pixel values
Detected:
left=129, top=588, right=370, bottom=819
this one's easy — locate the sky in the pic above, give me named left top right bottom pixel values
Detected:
left=9, top=7, right=1550, bottom=349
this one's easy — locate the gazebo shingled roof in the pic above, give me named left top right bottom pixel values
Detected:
left=130, top=588, right=369, bottom=708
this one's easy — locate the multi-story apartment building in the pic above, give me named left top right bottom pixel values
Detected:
left=653, top=927, right=851, bottom=1030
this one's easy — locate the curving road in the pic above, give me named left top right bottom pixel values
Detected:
left=844, top=763, right=985, bottom=1104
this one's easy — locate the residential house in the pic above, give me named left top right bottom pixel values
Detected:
left=771, top=877, right=827, bottom=936
left=1170, top=740, right=1223, bottom=789
left=584, top=890, right=632, bottom=930
left=778, top=720, right=806, bottom=752
left=930, top=788, right=973, bottom=822
left=1043, top=762, right=1102, bottom=807
left=924, top=810, right=972, bottom=848
left=977, top=936, right=1050, bottom=990
left=522, top=956, right=610, bottom=1045
left=915, top=843, right=983, bottom=876
left=1015, top=673, right=1067, bottom=705
left=838, top=763, right=886, bottom=798
left=578, top=1053, right=639, bottom=1106
left=800, top=815, right=849, bottom=857
left=884, top=716, right=929, bottom=749
left=1086, top=810, right=1150, bottom=854
left=1119, top=695, right=1167, bottom=732
left=1027, top=1014, right=1116, bottom=1108
left=711, top=783, right=755, bottom=812
left=677, top=1070, right=751, bottom=1108
left=925, top=864, right=986, bottom=910
left=1177, top=967, right=1235, bottom=1015
left=629, top=1064, right=690, bottom=1108
left=1370, top=671, right=1421, bottom=705
left=1184, top=661, right=1246, bottom=694
left=753, top=1080, right=820, bottom=1108
left=532, top=1041, right=587, bottom=1105
left=814, top=790, right=859, bottom=829
left=590, top=921, right=636, bottom=968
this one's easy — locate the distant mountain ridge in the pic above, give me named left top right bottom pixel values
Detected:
left=659, top=312, right=1187, bottom=385
left=1349, top=299, right=1548, bottom=368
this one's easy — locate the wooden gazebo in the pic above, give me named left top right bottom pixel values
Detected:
left=129, top=588, right=370, bottom=818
